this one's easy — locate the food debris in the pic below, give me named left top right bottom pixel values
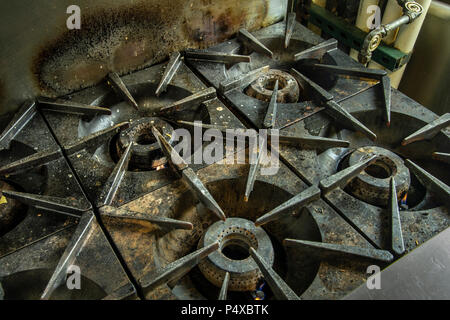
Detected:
left=0, top=195, right=7, bottom=205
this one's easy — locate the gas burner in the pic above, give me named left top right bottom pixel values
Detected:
left=245, top=69, right=300, bottom=103
left=116, top=117, right=174, bottom=170
left=198, top=218, right=274, bottom=291
left=33, top=58, right=244, bottom=206
left=344, top=146, right=410, bottom=207
left=186, top=21, right=388, bottom=130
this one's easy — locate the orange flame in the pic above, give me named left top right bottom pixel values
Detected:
left=401, top=193, right=408, bottom=204
left=155, top=164, right=166, bottom=171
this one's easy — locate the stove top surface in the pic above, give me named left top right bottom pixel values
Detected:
left=0, top=19, right=449, bottom=300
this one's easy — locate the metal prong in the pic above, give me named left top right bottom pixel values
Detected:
left=107, top=72, right=139, bottom=110
left=275, top=134, right=350, bottom=149
left=293, top=69, right=374, bottom=139
left=219, top=65, right=269, bottom=93
left=182, top=168, right=227, bottom=221
left=381, top=76, right=392, bottom=127
left=41, top=212, right=95, bottom=299
left=249, top=247, right=300, bottom=300
left=97, top=143, right=132, bottom=207
left=294, top=38, right=338, bottom=61
left=432, top=152, right=450, bottom=164
left=319, top=154, right=377, bottom=193
left=309, top=64, right=387, bottom=78
left=0, top=100, right=36, bottom=151
left=284, top=12, right=296, bottom=48
left=0, top=149, right=62, bottom=175
left=218, top=272, right=230, bottom=300
left=100, top=206, right=193, bottom=230
left=185, top=50, right=251, bottom=65
left=37, top=97, right=111, bottom=116
left=263, top=80, right=278, bottom=129
left=151, top=126, right=188, bottom=172
left=64, top=122, right=129, bottom=155
left=2, top=190, right=89, bottom=217
left=159, top=87, right=216, bottom=114
left=155, top=52, right=182, bottom=97
left=140, top=242, right=219, bottom=294
left=307, top=64, right=391, bottom=126
left=244, top=140, right=265, bottom=202
left=155, top=118, right=224, bottom=220
left=405, top=159, right=450, bottom=207
left=325, top=100, right=377, bottom=141
left=389, top=178, right=405, bottom=255
left=176, top=120, right=229, bottom=132
left=402, top=113, right=450, bottom=145
left=255, top=186, right=320, bottom=227
left=290, top=68, right=333, bottom=102
left=283, top=239, right=394, bottom=262
left=237, top=29, right=273, bottom=58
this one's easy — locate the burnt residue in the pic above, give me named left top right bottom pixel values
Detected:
left=32, top=0, right=276, bottom=97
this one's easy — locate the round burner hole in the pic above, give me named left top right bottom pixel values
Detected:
left=365, top=160, right=393, bottom=179
left=135, top=132, right=156, bottom=146
left=221, top=235, right=253, bottom=261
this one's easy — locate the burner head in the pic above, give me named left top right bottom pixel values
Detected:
left=198, top=218, right=274, bottom=292
left=116, top=117, right=174, bottom=170
left=245, top=69, right=300, bottom=103
left=0, top=181, right=25, bottom=236
left=346, top=146, right=410, bottom=206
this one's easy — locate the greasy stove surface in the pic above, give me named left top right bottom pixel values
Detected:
left=0, top=19, right=449, bottom=300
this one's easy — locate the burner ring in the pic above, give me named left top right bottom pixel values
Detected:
left=245, top=69, right=300, bottom=103
left=116, top=117, right=174, bottom=170
left=198, top=218, right=274, bottom=292
left=347, top=146, right=410, bottom=206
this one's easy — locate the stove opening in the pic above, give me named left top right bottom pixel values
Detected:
left=245, top=69, right=300, bottom=103
left=135, top=132, right=156, bottom=146
left=365, top=160, right=393, bottom=179
left=114, top=117, right=173, bottom=171
left=263, top=78, right=286, bottom=91
left=221, top=235, right=252, bottom=261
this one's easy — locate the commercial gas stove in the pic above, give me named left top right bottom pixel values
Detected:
left=0, top=17, right=449, bottom=301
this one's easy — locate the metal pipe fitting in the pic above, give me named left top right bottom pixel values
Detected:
left=358, top=0, right=423, bottom=64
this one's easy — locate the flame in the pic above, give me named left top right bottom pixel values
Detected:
left=155, top=164, right=166, bottom=171
left=401, top=193, right=408, bottom=205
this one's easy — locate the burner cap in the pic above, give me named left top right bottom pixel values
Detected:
left=245, top=69, right=300, bottom=103
left=198, top=218, right=274, bottom=292
left=116, top=117, right=174, bottom=170
left=347, top=146, right=410, bottom=206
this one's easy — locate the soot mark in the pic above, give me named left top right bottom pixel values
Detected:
left=32, top=0, right=271, bottom=97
